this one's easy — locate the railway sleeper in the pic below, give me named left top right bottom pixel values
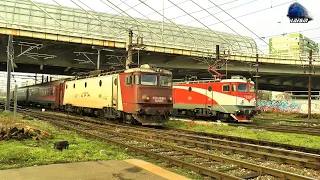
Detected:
left=239, top=172, right=264, bottom=179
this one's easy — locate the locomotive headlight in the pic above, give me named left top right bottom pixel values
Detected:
left=168, top=96, right=172, bottom=102
left=142, top=95, right=150, bottom=101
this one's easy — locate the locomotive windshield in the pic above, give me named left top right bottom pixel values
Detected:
left=237, top=83, right=248, bottom=92
left=141, top=74, right=158, bottom=86
left=160, top=75, right=172, bottom=86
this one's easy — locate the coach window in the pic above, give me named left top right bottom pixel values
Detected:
left=208, top=86, right=212, bottom=92
left=99, top=80, right=102, bottom=87
left=134, top=75, right=140, bottom=85
left=73, top=83, right=76, bottom=88
left=222, top=84, right=230, bottom=92
left=126, top=75, right=132, bottom=86
left=66, top=85, right=68, bottom=89
left=85, top=82, right=87, bottom=88
left=188, top=87, right=192, bottom=92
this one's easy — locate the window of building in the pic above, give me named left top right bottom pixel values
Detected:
left=222, top=85, right=230, bottom=92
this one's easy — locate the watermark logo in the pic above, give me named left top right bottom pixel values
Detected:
left=287, top=2, right=313, bottom=23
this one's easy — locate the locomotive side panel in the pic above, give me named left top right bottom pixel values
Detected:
left=118, top=73, right=136, bottom=113
left=63, top=75, right=118, bottom=109
left=173, top=84, right=218, bottom=110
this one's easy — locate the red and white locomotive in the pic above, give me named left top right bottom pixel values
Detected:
left=13, top=64, right=173, bottom=126
left=171, top=75, right=257, bottom=122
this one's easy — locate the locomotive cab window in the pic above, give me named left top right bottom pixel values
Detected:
left=134, top=75, right=140, bottom=85
left=222, top=85, right=230, bottom=92
left=126, top=75, right=132, bottom=85
left=141, top=74, right=157, bottom=86
left=238, top=83, right=248, bottom=92
left=232, top=84, right=236, bottom=92
left=250, top=84, right=255, bottom=93
left=160, top=75, right=172, bottom=86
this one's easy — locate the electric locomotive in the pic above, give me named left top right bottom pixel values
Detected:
left=12, top=64, right=173, bottom=126
left=171, top=75, right=257, bottom=122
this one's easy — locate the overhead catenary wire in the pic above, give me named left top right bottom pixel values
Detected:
left=206, top=0, right=295, bottom=28
left=187, top=0, right=263, bottom=54
left=180, top=0, right=259, bottom=25
left=136, top=0, right=239, bottom=54
left=206, top=0, right=278, bottom=54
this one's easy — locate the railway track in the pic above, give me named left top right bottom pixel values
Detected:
left=254, top=117, right=320, bottom=125
left=3, top=105, right=320, bottom=154
left=20, top=111, right=319, bottom=179
left=229, top=123, right=320, bottom=136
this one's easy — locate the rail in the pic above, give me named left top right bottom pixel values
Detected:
left=22, top=111, right=317, bottom=180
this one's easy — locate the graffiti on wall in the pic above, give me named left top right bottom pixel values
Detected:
left=258, top=100, right=300, bottom=113
left=258, top=100, right=320, bottom=114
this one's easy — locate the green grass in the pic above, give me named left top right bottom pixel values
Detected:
left=166, top=120, right=320, bottom=149
left=0, top=112, right=131, bottom=170
left=257, top=112, right=320, bottom=121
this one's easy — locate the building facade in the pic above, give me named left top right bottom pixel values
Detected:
left=269, top=33, right=319, bottom=55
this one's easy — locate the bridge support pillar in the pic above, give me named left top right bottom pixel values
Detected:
left=5, top=35, right=13, bottom=111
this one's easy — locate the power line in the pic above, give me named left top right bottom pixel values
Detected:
left=187, top=0, right=262, bottom=54
left=254, top=27, right=320, bottom=40
left=170, top=0, right=243, bottom=21
left=207, top=0, right=277, bottom=53
left=206, top=0, right=295, bottom=27
left=181, top=0, right=260, bottom=25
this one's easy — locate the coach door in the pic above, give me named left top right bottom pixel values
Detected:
left=112, top=76, right=118, bottom=109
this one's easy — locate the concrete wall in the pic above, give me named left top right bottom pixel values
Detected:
left=257, top=91, right=320, bottom=114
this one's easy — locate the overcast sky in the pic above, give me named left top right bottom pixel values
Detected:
left=32, top=0, right=320, bottom=52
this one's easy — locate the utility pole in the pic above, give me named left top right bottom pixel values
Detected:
left=13, top=82, right=17, bottom=116
left=126, top=30, right=133, bottom=69
left=216, top=45, right=220, bottom=60
left=308, top=50, right=312, bottom=119
left=5, top=35, right=13, bottom=112
left=253, top=54, right=260, bottom=111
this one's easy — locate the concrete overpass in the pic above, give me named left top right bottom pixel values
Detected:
left=0, top=0, right=319, bottom=91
